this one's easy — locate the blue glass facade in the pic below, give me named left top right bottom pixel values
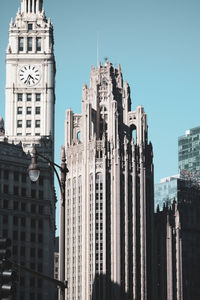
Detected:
left=178, top=126, right=200, bottom=173
left=154, top=177, right=178, bottom=209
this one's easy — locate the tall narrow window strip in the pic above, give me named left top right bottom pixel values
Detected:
left=36, top=38, right=41, bottom=52
left=28, top=37, right=32, bottom=51
left=39, top=0, right=42, bottom=12
left=18, top=38, right=24, bottom=52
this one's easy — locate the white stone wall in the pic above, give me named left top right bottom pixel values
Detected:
left=5, top=3, right=55, bottom=158
left=64, top=62, right=155, bottom=300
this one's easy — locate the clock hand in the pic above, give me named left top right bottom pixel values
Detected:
left=24, top=75, right=30, bottom=84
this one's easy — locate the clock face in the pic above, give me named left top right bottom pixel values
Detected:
left=19, top=65, right=40, bottom=86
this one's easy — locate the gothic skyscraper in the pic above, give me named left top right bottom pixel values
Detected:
left=64, top=62, right=155, bottom=300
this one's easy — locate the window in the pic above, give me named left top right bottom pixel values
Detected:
left=21, top=202, right=26, bottom=212
left=39, top=176, right=43, bottom=186
left=21, top=217, right=26, bottom=227
left=28, top=23, right=33, bottom=31
left=13, top=246, right=18, bottom=255
left=31, top=233, right=35, bottom=242
left=38, top=264, right=43, bottom=272
left=14, top=201, right=18, bottom=210
left=26, top=120, right=31, bottom=128
left=14, top=186, right=19, bottom=195
left=38, top=220, right=43, bottom=229
left=38, top=249, right=43, bottom=258
left=38, top=279, right=42, bottom=289
left=20, top=247, right=26, bottom=256
left=14, top=172, right=19, bottom=181
left=31, top=189, right=36, bottom=198
left=39, top=191, right=43, bottom=199
left=26, top=107, right=31, bottom=114
left=3, top=216, right=8, bottom=224
left=31, top=219, right=36, bottom=228
left=3, top=185, right=9, bottom=194
left=18, top=37, right=24, bottom=51
left=3, top=230, right=8, bottom=238
left=30, top=248, right=35, bottom=257
left=13, top=216, right=18, bottom=226
left=31, top=204, right=36, bottom=213
left=35, top=107, right=40, bottom=114
left=18, top=93, right=23, bottom=101
left=21, top=188, right=26, bottom=196
left=36, top=37, right=41, bottom=51
left=4, top=170, right=9, bottom=180
left=30, top=277, right=35, bottom=287
left=27, top=94, right=32, bottom=101
left=39, top=205, right=43, bottom=215
left=28, top=37, right=33, bottom=51
left=35, top=120, right=40, bottom=128
left=38, top=234, right=43, bottom=243
left=17, top=107, right=22, bottom=114
left=13, top=231, right=18, bottom=240
left=17, top=120, right=22, bottom=128
left=22, top=173, right=26, bottom=183
left=36, top=94, right=41, bottom=101
left=21, top=232, right=26, bottom=241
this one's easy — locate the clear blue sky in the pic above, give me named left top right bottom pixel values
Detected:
left=1, top=0, right=200, bottom=233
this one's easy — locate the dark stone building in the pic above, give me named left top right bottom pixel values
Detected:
left=155, top=179, right=200, bottom=300
left=0, top=139, right=56, bottom=300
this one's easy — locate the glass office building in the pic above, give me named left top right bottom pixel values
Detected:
left=154, top=176, right=179, bottom=209
left=178, top=126, right=200, bottom=173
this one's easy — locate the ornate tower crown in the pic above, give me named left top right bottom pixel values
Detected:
left=21, top=0, right=43, bottom=14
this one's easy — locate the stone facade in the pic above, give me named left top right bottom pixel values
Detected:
left=5, top=0, right=55, bottom=158
left=0, top=0, right=56, bottom=299
left=64, top=62, right=155, bottom=300
left=0, top=139, right=56, bottom=300
left=155, top=179, right=200, bottom=300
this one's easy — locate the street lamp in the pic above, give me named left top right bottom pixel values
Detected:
left=28, top=148, right=40, bottom=182
left=28, top=146, right=68, bottom=300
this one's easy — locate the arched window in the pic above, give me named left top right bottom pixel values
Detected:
left=99, top=106, right=108, bottom=138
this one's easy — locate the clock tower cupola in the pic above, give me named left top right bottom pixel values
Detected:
left=5, top=0, right=55, bottom=157
left=20, top=0, right=43, bottom=14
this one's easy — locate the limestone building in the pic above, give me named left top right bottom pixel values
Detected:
left=64, top=62, right=155, bottom=300
left=0, top=0, right=56, bottom=299
left=5, top=0, right=55, bottom=158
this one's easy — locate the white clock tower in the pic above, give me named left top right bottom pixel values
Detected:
left=5, top=0, right=55, bottom=156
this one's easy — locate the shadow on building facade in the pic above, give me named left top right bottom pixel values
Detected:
left=91, top=273, right=130, bottom=300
